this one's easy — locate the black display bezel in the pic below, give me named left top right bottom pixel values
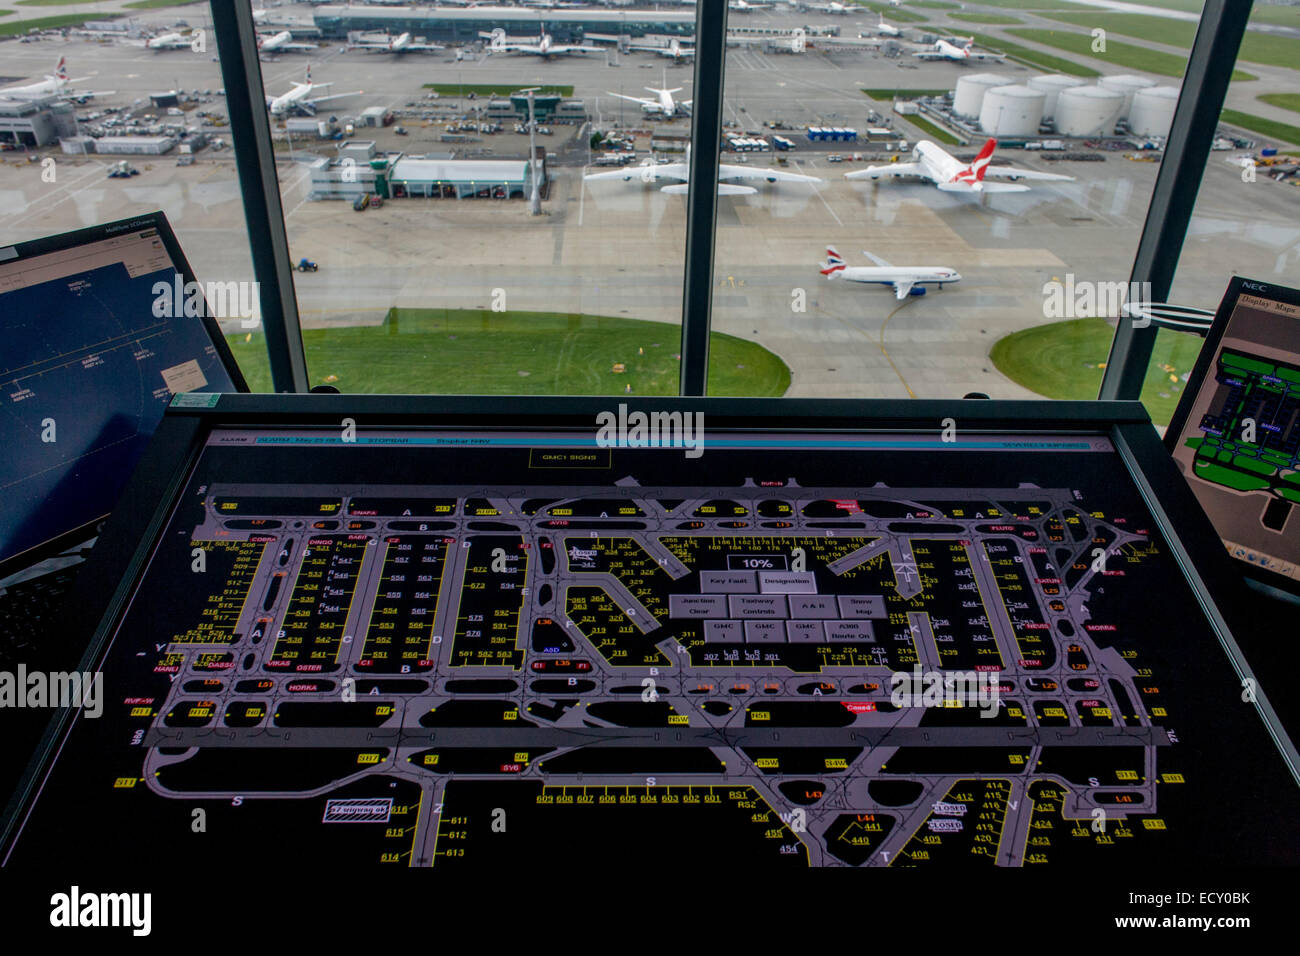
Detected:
left=4, top=395, right=1293, bottom=859
left=1163, top=275, right=1300, bottom=599
left=0, top=211, right=249, bottom=580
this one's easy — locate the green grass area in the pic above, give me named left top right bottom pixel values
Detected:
left=966, top=0, right=1092, bottom=9
left=861, top=88, right=950, bottom=101
left=910, top=1, right=960, bottom=8
left=0, top=11, right=118, bottom=33
left=1093, top=0, right=1199, bottom=9
left=964, top=32, right=1100, bottom=77
left=1069, top=0, right=1297, bottom=29
left=990, top=318, right=1204, bottom=426
left=951, top=13, right=1024, bottom=25
left=16, top=0, right=114, bottom=6
left=1081, top=0, right=1294, bottom=29
left=123, top=0, right=206, bottom=8
left=1003, top=27, right=1254, bottom=81
left=901, top=113, right=960, bottom=145
left=227, top=309, right=791, bottom=397
left=854, top=2, right=927, bottom=23
left=1258, top=93, right=1300, bottom=115
left=0, top=9, right=14, bottom=16
left=1038, top=12, right=1300, bottom=71
left=1220, top=108, right=1300, bottom=146
left=423, top=83, right=574, bottom=98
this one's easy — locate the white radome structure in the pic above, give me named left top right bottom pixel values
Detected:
left=1098, top=73, right=1158, bottom=121
left=1027, top=74, right=1087, bottom=120
left=978, top=85, right=1046, bottom=138
left=1128, top=85, right=1180, bottom=138
left=1055, top=85, right=1126, bottom=137
left=952, top=72, right=1011, bottom=119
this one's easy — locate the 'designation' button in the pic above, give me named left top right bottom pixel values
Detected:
left=529, top=448, right=612, bottom=469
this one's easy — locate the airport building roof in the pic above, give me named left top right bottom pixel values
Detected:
left=389, top=157, right=528, bottom=185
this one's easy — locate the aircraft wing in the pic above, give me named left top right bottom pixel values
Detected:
left=892, top=281, right=914, bottom=300
left=816, top=36, right=881, bottom=49
left=966, top=52, right=1004, bottom=61
left=845, top=163, right=923, bottom=181
left=608, top=92, right=655, bottom=107
left=490, top=42, right=540, bottom=54
left=585, top=163, right=688, bottom=184
left=277, top=42, right=320, bottom=52
left=981, top=165, right=1074, bottom=182
left=555, top=44, right=601, bottom=54
left=719, top=163, right=822, bottom=184
left=308, top=89, right=363, bottom=105
left=662, top=182, right=757, bottom=196
left=913, top=51, right=949, bottom=60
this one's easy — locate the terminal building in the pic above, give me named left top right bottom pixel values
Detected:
left=484, top=93, right=587, bottom=125
left=0, top=95, right=76, bottom=148
left=311, top=4, right=696, bottom=42
left=90, top=134, right=177, bottom=155
left=308, top=140, right=538, bottom=201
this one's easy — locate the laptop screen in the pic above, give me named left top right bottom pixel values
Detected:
left=0, top=214, right=245, bottom=576
left=1166, top=278, right=1300, bottom=594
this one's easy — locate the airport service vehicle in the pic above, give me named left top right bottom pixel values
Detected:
left=297, top=258, right=318, bottom=272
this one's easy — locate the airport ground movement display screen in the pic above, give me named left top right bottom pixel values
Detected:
left=1170, top=292, right=1300, bottom=587
left=6, top=424, right=1297, bottom=868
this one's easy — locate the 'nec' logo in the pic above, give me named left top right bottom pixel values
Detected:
left=1242, top=282, right=1267, bottom=291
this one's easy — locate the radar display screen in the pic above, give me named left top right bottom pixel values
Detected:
left=5, top=425, right=1297, bottom=867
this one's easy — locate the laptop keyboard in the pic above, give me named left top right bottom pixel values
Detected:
left=0, top=567, right=81, bottom=670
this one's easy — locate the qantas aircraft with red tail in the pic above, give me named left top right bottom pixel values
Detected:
left=845, top=138, right=1074, bottom=194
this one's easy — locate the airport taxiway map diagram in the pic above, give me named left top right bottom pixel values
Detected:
left=86, top=463, right=1198, bottom=867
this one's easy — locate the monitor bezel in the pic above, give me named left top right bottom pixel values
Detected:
left=0, top=210, right=250, bottom=580
left=8, top=394, right=1293, bottom=858
left=1162, top=275, right=1300, bottom=598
